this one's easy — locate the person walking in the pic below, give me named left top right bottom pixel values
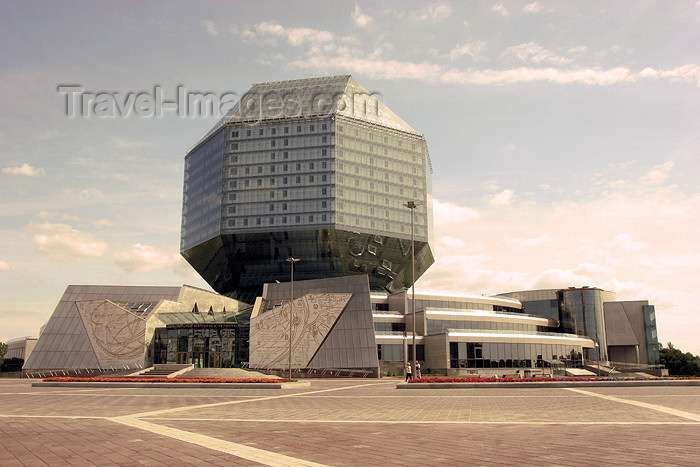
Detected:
left=415, top=361, right=421, bottom=379
left=405, top=361, right=412, bottom=381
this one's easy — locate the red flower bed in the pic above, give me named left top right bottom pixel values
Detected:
left=43, top=376, right=294, bottom=383
left=407, top=376, right=693, bottom=383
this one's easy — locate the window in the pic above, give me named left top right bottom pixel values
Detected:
left=283, top=177, right=288, bottom=184
left=322, top=149, right=327, bottom=156
left=259, top=129, right=264, bottom=136
left=269, top=217, right=274, bottom=225
left=245, top=167, right=250, bottom=175
left=322, top=201, right=327, bottom=208
left=282, top=216, right=287, bottom=224
left=271, top=128, right=276, bottom=135
left=284, top=127, right=289, bottom=134
left=271, top=140, right=276, bottom=147
left=322, top=161, right=327, bottom=168
left=283, top=203, right=287, bottom=211
left=231, top=155, right=238, bottom=163
left=270, top=191, right=275, bottom=199
left=269, top=204, right=274, bottom=212
left=284, top=151, right=288, bottom=159
left=246, top=129, right=251, bottom=136
left=322, top=175, right=327, bottom=182
left=284, top=139, right=289, bottom=146
left=283, top=190, right=288, bottom=197
left=244, top=180, right=250, bottom=187
left=257, top=179, right=262, bottom=187
left=310, top=162, right=314, bottom=169
left=322, top=123, right=327, bottom=130
left=232, top=143, right=238, bottom=150
left=270, top=166, right=275, bottom=173
left=296, top=163, right=301, bottom=170
left=322, top=214, right=327, bottom=221
left=295, top=215, right=300, bottom=223
left=243, top=219, right=248, bottom=226
left=256, top=218, right=261, bottom=225
left=297, top=125, right=301, bottom=133
left=271, top=152, right=276, bottom=160
left=309, top=215, right=314, bottom=222
left=310, top=124, right=315, bottom=131
left=284, top=164, right=288, bottom=172
left=270, top=178, right=275, bottom=185
left=322, top=136, right=327, bottom=143
left=232, top=131, right=239, bottom=137
left=322, top=188, right=327, bottom=195
left=295, top=176, right=301, bottom=183
left=258, top=166, right=262, bottom=174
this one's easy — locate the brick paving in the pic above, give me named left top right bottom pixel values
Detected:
left=1, top=378, right=699, bottom=466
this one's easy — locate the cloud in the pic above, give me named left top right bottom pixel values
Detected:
left=113, top=243, right=175, bottom=273
left=433, top=199, right=481, bottom=224
left=641, top=161, right=674, bottom=185
left=492, top=4, right=508, bottom=16
left=0, top=261, right=10, bottom=271
left=28, top=222, right=107, bottom=260
left=241, top=22, right=337, bottom=47
left=2, top=163, right=45, bottom=176
left=502, top=42, right=574, bottom=65
left=111, top=137, right=152, bottom=150
left=351, top=4, right=373, bottom=28
left=201, top=20, right=220, bottom=36
left=504, top=234, right=553, bottom=248
left=523, top=2, right=541, bottom=13
left=606, top=233, right=646, bottom=251
left=36, top=211, right=113, bottom=228
left=490, top=189, right=514, bottom=206
left=448, top=41, right=488, bottom=61
left=410, top=3, right=453, bottom=22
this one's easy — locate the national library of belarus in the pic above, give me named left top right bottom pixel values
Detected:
left=20, top=76, right=662, bottom=377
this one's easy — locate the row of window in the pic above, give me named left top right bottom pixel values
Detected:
left=228, top=150, right=330, bottom=165
left=231, top=122, right=329, bottom=139
left=226, top=201, right=329, bottom=215
left=228, top=160, right=329, bottom=175
left=227, top=176, right=330, bottom=188
left=231, top=136, right=328, bottom=150
left=225, top=214, right=330, bottom=228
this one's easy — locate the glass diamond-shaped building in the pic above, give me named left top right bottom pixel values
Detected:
left=181, top=75, right=435, bottom=303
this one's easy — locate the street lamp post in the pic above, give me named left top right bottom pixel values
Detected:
left=287, top=257, right=300, bottom=380
left=404, top=201, right=419, bottom=379
left=595, top=342, right=601, bottom=377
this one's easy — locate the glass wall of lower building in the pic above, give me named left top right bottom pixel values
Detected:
left=449, top=342, right=583, bottom=369
left=377, top=343, right=424, bottom=361
left=426, top=319, right=544, bottom=334
left=153, top=325, right=249, bottom=368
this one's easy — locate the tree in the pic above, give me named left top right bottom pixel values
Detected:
left=0, top=342, right=7, bottom=365
left=659, top=342, right=700, bottom=377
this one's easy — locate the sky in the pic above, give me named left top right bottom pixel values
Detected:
left=1, top=1, right=699, bottom=354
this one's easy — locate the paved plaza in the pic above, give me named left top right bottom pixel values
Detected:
left=1, top=378, right=699, bottom=466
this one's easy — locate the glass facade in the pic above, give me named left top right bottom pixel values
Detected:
left=377, top=344, right=424, bottom=361
left=644, top=305, right=660, bottom=364
left=559, top=288, right=608, bottom=360
left=153, top=325, right=249, bottom=368
left=427, top=319, right=545, bottom=335
left=409, top=298, right=520, bottom=313
left=181, top=76, right=435, bottom=304
left=449, top=342, right=583, bottom=369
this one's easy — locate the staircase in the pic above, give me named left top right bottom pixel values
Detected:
left=129, top=364, right=193, bottom=378
left=178, top=367, right=279, bottom=379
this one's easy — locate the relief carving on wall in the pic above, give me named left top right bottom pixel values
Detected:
left=76, top=300, right=146, bottom=367
left=249, top=293, right=352, bottom=369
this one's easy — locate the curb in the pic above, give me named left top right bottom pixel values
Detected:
left=32, top=381, right=311, bottom=389
left=396, top=380, right=700, bottom=389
